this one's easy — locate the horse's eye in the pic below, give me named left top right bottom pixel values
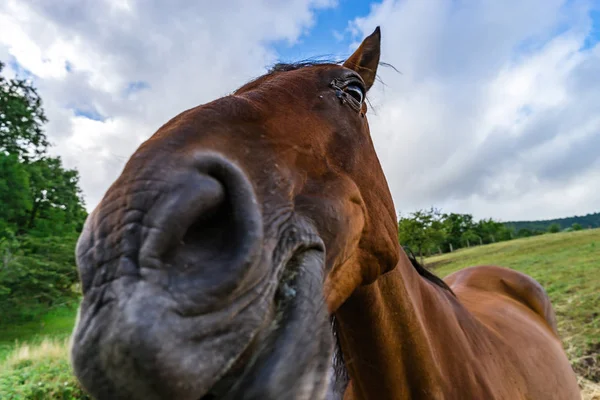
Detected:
left=345, top=84, right=364, bottom=104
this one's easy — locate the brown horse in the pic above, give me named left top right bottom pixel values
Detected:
left=70, top=27, right=581, bottom=400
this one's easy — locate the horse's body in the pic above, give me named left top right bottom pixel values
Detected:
left=336, top=260, right=580, bottom=399
left=70, top=27, right=580, bottom=399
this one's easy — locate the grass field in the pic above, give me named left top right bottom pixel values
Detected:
left=0, top=303, right=79, bottom=362
left=0, top=229, right=598, bottom=398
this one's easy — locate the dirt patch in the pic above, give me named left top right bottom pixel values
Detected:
left=574, top=342, right=600, bottom=383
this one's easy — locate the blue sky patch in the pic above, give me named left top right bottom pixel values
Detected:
left=272, top=0, right=376, bottom=63
left=8, top=58, right=35, bottom=81
left=73, top=107, right=106, bottom=122
left=582, top=8, right=600, bottom=50
left=124, top=80, right=150, bottom=95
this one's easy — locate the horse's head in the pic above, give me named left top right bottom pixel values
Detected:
left=71, top=27, right=399, bottom=400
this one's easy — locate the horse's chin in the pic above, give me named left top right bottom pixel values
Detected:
left=70, top=248, right=334, bottom=400
left=202, top=249, right=334, bottom=400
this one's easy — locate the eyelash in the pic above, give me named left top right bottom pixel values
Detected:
left=329, top=78, right=366, bottom=113
left=344, top=84, right=364, bottom=104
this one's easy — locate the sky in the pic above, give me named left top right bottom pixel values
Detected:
left=1, top=0, right=599, bottom=222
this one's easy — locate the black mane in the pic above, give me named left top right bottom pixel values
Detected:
left=267, top=58, right=343, bottom=74
left=403, top=246, right=455, bottom=296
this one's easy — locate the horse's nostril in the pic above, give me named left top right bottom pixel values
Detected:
left=138, top=152, right=264, bottom=301
left=139, top=171, right=226, bottom=265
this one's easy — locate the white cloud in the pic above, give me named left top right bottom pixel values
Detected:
left=350, top=0, right=600, bottom=221
left=0, top=0, right=335, bottom=210
left=1, top=0, right=599, bottom=222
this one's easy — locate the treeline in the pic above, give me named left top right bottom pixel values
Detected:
left=398, top=208, right=590, bottom=260
left=504, top=212, right=600, bottom=233
left=0, top=61, right=88, bottom=322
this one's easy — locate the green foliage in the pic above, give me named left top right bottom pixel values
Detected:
left=548, top=223, right=561, bottom=233
left=0, top=234, right=81, bottom=324
left=397, top=206, right=600, bottom=257
left=517, top=228, right=533, bottom=238
left=0, top=153, right=87, bottom=237
left=476, top=218, right=512, bottom=242
left=0, top=61, right=48, bottom=162
left=398, top=208, right=446, bottom=259
left=0, top=153, right=32, bottom=233
left=0, top=58, right=87, bottom=325
left=1, top=59, right=87, bottom=239
left=504, top=212, right=600, bottom=232
left=0, top=340, right=90, bottom=399
left=440, top=212, right=473, bottom=251
left=0, top=303, right=79, bottom=362
left=24, top=157, right=87, bottom=236
left=398, top=209, right=519, bottom=256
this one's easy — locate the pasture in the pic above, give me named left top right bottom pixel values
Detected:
left=0, top=229, right=598, bottom=398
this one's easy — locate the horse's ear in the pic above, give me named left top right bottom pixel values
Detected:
left=343, top=26, right=381, bottom=92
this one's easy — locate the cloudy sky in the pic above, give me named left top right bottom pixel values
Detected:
left=1, top=0, right=599, bottom=222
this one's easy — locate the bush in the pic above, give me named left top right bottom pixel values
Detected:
left=0, top=339, right=90, bottom=399
left=548, top=223, right=561, bottom=233
left=0, top=234, right=81, bottom=324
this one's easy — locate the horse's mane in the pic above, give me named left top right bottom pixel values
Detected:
left=402, top=246, right=455, bottom=296
left=268, top=58, right=400, bottom=76
left=267, top=58, right=344, bottom=74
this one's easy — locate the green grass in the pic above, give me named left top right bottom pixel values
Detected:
left=0, top=303, right=85, bottom=399
left=427, top=228, right=600, bottom=382
left=0, top=338, right=90, bottom=399
left=0, top=302, right=79, bottom=362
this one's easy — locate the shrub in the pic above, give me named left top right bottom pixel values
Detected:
left=548, top=223, right=561, bottom=233
left=0, top=234, right=81, bottom=324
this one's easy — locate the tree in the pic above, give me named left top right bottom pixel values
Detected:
left=475, top=218, right=506, bottom=244
left=0, top=59, right=87, bottom=324
left=460, top=229, right=480, bottom=248
left=24, top=156, right=87, bottom=235
left=548, top=223, right=561, bottom=233
left=0, top=60, right=87, bottom=236
left=0, top=153, right=31, bottom=235
left=0, top=233, right=81, bottom=322
left=0, top=61, right=49, bottom=162
left=503, top=212, right=600, bottom=232
left=517, top=228, right=533, bottom=237
left=398, top=208, right=446, bottom=263
left=440, top=212, right=476, bottom=251
left=571, top=223, right=583, bottom=231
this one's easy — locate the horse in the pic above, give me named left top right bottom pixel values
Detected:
left=70, top=27, right=581, bottom=399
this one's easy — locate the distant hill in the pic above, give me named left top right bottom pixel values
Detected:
left=503, top=212, right=600, bottom=233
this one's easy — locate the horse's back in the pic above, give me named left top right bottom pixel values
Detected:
left=444, top=265, right=580, bottom=399
left=445, top=265, right=558, bottom=335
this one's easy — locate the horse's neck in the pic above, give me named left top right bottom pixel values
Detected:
left=335, top=252, right=458, bottom=400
